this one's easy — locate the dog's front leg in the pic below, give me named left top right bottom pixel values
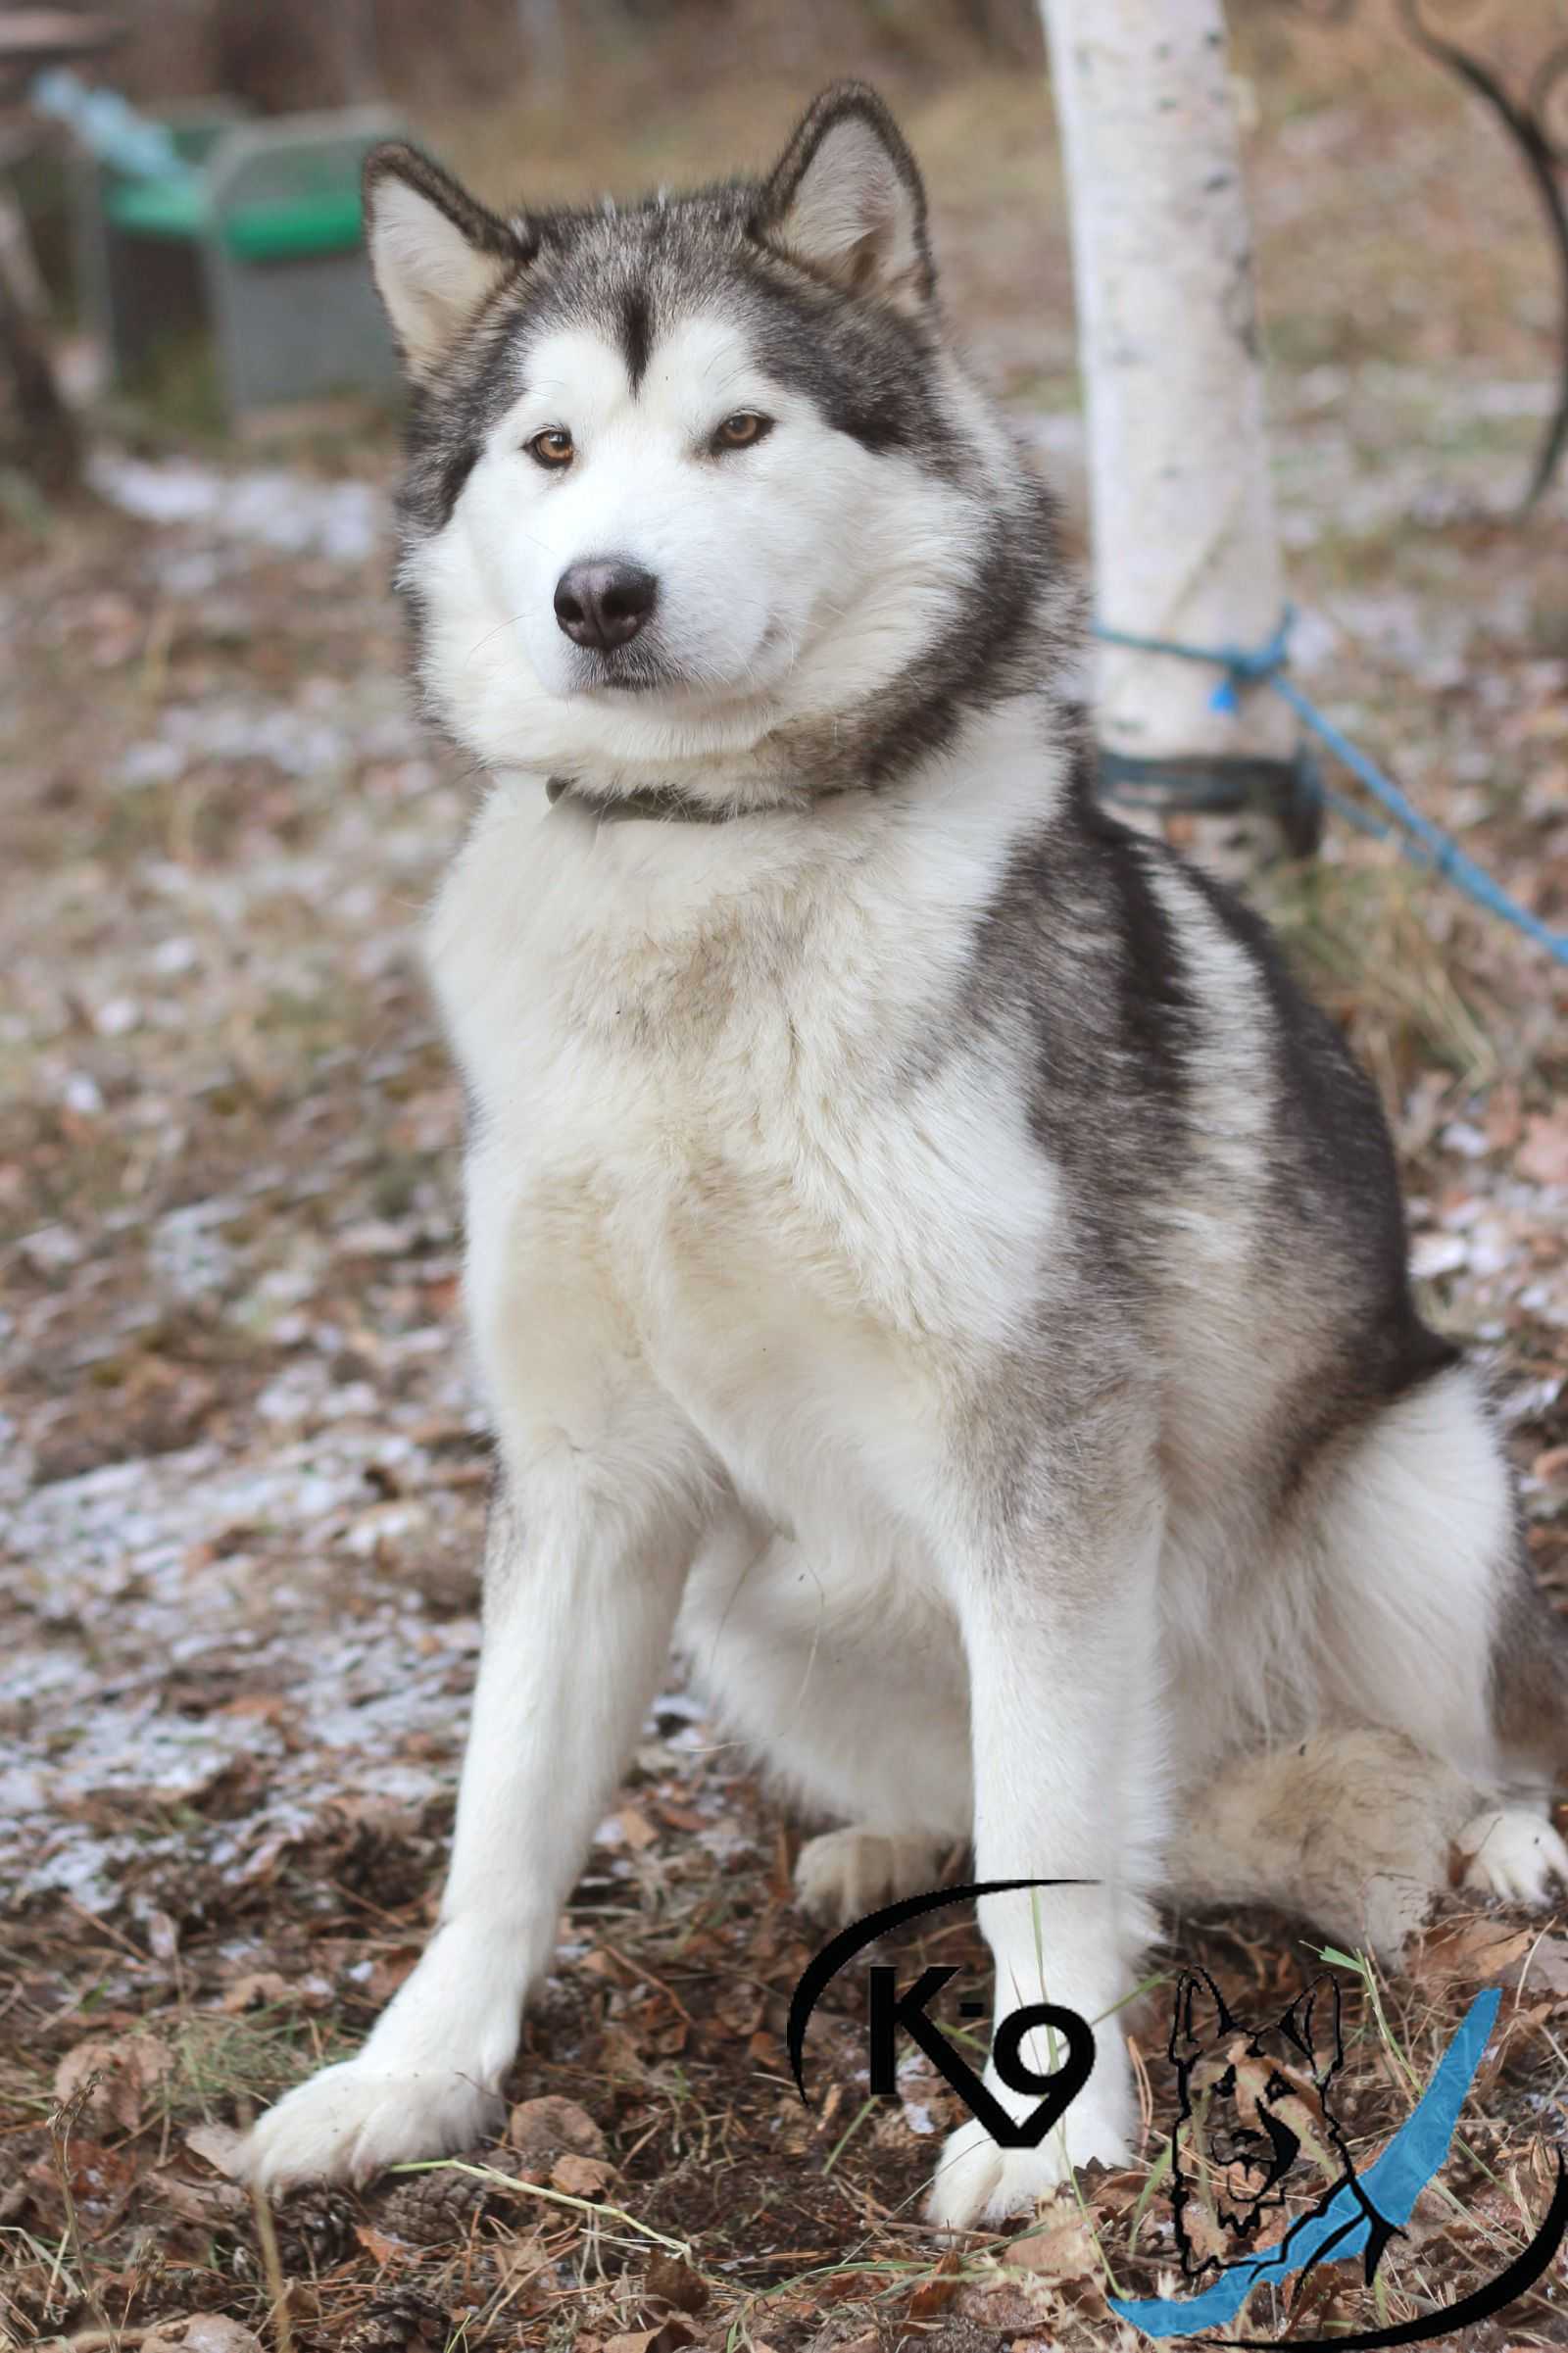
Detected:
left=243, top=1452, right=703, bottom=2190
left=926, top=1468, right=1164, bottom=2230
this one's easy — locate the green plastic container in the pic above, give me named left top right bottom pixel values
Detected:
left=107, top=177, right=366, bottom=261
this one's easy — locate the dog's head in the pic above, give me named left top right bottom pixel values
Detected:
left=364, top=85, right=1063, bottom=802
left=1168, top=1971, right=1348, bottom=2279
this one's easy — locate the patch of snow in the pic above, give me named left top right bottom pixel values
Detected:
left=89, top=454, right=387, bottom=565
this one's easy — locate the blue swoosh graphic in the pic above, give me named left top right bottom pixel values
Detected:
left=1109, top=1986, right=1501, bottom=2341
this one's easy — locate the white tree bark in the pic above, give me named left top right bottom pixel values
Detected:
left=1041, top=0, right=1295, bottom=765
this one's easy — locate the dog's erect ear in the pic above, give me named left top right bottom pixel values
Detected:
left=1279, top=1975, right=1343, bottom=2089
left=364, top=143, right=527, bottom=378
left=755, top=83, right=934, bottom=310
left=1170, top=1970, right=1236, bottom=2071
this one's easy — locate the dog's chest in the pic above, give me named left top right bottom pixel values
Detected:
left=427, top=792, right=1055, bottom=1453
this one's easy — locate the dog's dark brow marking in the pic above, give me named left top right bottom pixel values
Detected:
left=435, top=443, right=480, bottom=527
left=620, top=286, right=654, bottom=393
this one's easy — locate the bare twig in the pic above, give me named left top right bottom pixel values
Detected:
left=388, top=2158, right=694, bottom=2259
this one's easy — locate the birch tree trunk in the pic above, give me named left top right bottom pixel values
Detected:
left=1040, top=0, right=1295, bottom=770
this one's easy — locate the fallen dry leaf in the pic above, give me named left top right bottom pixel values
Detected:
left=354, top=2221, right=405, bottom=2265
left=53, top=2033, right=171, bottom=2132
left=1505, top=1936, right=1568, bottom=1998
left=366, top=1945, right=422, bottom=2005
left=1516, top=1110, right=1568, bottom=1187
left=553, top=2149, right=614, bottom=2197
left=509, top=2093, right=607, bottom=2158
left=602, top=2325, right=698, bottom=2353
left=145, top=2320, right=265, bottom=2353
left=220, top=1969, right=294, bottom=2012
left=28, top=2135, right=136, bottom=2227
left=184, top=2122, right=247, bottom=2178
left=643, top=2253, right=708, bottom=2314
left=1410, top=1916, right=1536, bottom=1987
left=149, top=2167, right=247, bottom=2226
left=908, top=2248, right=961, bottom=2316
left=956, top=2280, right=1058, bottom=2335
left=1003, top=2211, right=1102, bottom=2280
left=654, top=1798, right=708, bottom=1832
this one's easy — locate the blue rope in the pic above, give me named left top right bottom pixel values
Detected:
left=30, top=70, right=197, bottom=186
left=1093, top=607, right=1568, bottom=968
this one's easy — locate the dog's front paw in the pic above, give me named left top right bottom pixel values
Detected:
left=924, top=2084, right=1131, bottom=2230
left=1458, top=1808, right=1568, bottom=1907
left=241, top=2059, right=502, bottom=2192
left=794, top=1828, right=947, bottom=1924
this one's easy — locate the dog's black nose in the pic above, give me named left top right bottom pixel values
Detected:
left=554, top=561, right=658, bottom=652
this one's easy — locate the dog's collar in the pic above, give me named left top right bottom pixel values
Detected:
left=547, top=774, right=748, bottom=825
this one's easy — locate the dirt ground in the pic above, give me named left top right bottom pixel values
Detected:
left=4, top=10, right=1568, bottom=2349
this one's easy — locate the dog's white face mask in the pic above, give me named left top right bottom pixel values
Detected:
left=425, top=315, right=968, bottom=773
left=366, top=115, right=994, bottom=786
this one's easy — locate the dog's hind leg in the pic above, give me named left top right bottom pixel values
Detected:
left=793, top=1825, right=956, bottom=1923
left=1166, top=1727, right=1474, bottom=1958
left=1486, top=1546, right=1568, bottom=1799
left=1299, top=1360, right=1568, bottom=1906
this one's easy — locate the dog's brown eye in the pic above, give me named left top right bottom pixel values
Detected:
left=712, top=412, right=771, bottom=452
left=527, top=428, right=574, bottom=469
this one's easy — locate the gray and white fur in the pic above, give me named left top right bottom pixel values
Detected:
left=242, top=85, right=1568, bottom=2227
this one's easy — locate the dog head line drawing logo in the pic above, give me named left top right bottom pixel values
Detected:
left=789, top=1913, right=1568, bottom=2347
left=1168, top=1969, right=1355, bottom=2282
left=1112, top=1979, right=1568, bottom=2347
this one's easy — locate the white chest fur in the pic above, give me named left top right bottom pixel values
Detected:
left=424, top=714, right=1065, bottom=1524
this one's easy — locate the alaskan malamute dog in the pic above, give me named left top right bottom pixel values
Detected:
left=245, top=86, right=1567, bottom=2226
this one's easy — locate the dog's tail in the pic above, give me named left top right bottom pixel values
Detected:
left=1492, top=1564, right=1568, bottom=1791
